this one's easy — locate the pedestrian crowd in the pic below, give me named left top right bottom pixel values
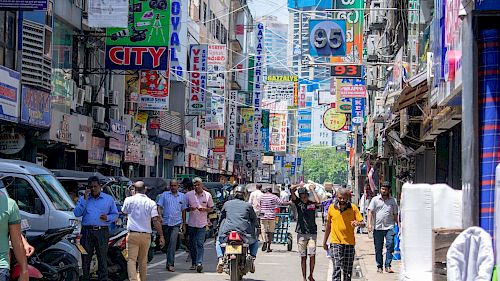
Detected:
left=0, top=175, right=399, bottom=281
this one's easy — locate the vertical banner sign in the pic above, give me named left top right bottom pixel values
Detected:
left=270, top=113, right=287, bottom=152
left=253, top=22, right=265, bottom=150
left=188, top=44, right=208, bottom=114
left=88, top=0, right=128, bottom=28
left=105, top=0, right=170, bottom=70
left=226, top=91, right=237, bottom=160
left=205, top=90, right=225, bottom=130
left=299, top=84, right=307, bottom=108
left=241, top=108, right=254, bottom=150
left=261, top=109, right=270, bottom=151
left=169, top=0, right=188, bottom=80
left=351, top=98, right=365, bottom=126
left=330, top=0, right=364, bottom=64
left=207, top=45, right=227, bottom=88
left=139, top=70, right=169, bottom=110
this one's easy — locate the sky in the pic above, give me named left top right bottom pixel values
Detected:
left=248, top=0, right=289, bottom=23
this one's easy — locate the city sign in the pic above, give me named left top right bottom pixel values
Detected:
left=309, top=20, right=346, bottom=57
left=330, top=65, right=363, bottom=78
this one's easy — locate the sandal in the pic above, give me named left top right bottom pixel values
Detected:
left=189, top=265, right=196, bottom=270
left=167, top=266, right=175, bottom=272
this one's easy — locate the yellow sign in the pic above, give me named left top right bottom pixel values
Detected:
left=135, top=112, right=149, bottom=126
left=266, top=76, right=299, bottom=82
left=323, top=108, right=347, bottom=131
left=336, top=100, right=352, bottom=114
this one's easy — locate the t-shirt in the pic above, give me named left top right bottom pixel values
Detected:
left=368, top=195, right=398, bottom=230
left=122, top=193, right=159, bottom=233
left=0, top=192, right=21, bottom=269
left=248, top=190, right=263, bottom=213
left=259, top=193, right=283, bottom=220
left=294, top=198, right=317, bottom=234
left=327, top=203, right=363, bottom=245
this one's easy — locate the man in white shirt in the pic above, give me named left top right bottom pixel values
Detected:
left=122, top=181, right=165, bottom=281
left=248, top=184, right=264, bottom=216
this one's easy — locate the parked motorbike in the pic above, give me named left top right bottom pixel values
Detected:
left=220, top=231, right=254, bottom=281
left=85, top=228, right=128, bottom=281
left=9, top=249, right=43, bottom=281
left=24, top=226, right=79, bottom=281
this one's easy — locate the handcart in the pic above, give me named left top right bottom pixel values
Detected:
left=273, top=205, right=293, bottom=251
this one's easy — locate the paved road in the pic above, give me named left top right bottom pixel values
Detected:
left=147, top=221, right=332, bottom=281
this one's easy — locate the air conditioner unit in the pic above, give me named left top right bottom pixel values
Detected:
left=95, top=88, right=105, bottom=105
left=109, top=108, right=120, bottom=120
left=366, top=66, right=377, bottom=86
left=91, top=106, right=106, bottom=124
left=108, top=90, right=119, bottom=106
left=84, top=85, right=92, bottom=102
left=123, top=114, right=133, bottom=131
left=367, top=34, right=380, bottom=57
left=377, top=79, right=386, bottom=90
left=369, top=0, right=386, bottom=27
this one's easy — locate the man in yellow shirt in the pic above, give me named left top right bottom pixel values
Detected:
left=323, top=188, right=365, bottom=281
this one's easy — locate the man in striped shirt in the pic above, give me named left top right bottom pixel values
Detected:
left=259, top=186, right=283, bottom=252
left=157, top=179, right=188, bottom=272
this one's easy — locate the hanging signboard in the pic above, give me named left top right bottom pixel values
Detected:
left=269, top=113, right=287, bottom=152
left=299, top=84, right=307, bottom=108
left=240, top=108, right=254, bottom=133
left=336, top=78, right=367, bottom=98
left=20, top=86, right=51, bottom=128
left=0, top=133, right=26, bottom=155
left=169, top=0, right=188, bottom=80
left=139, top=70, right=169, bottom=110
left=124, top=133, right=141, bottom=163
left=105, top=0, right=170, bottom=70
left=185, top=136, right=200, bottom=155
left=109, top=119, right=126, bottom=151
left=309, top=20, right=347, bottom=57
left=0, top=0, right=48, bottom=10
left=0, top=66, right=20, bottom=123
left=323, top=108, right=347, bottom=131
left=207, top=45, right=227, bottom=88
left=214, top=137, right=226, bottom=153
left=330, top=0, right=364, bottom=64
left=330, top=65, right=363, bottom=78
left=163, top=147, right=173, bottom=160
left=351, top=98, right=365, bottom=126
left=88, top=137, right=105, bottom=165
left=206, top=91, right=225, bottom=130
left=261, top=109, right=270, bottom=151
left=253, top=22, right=265, bottom=150
left=104, top=151, right=122, bottom=167
left=226, top=90, right=237, bottom=160
left=88, top=0, right=128, bottom=28
left=195, top=127, right=209, bottom=157
left=188, top=44, right=208, bottom=114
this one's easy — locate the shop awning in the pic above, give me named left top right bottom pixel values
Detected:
left=393, top=71, right=429, bottom=111
left=148, top=129, right=184, bottom=147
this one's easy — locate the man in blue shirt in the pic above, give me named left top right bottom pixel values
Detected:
left=74, top=176, right=119, bottom=281
left=157, top=179, right=187, bottom=272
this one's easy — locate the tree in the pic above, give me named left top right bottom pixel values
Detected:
left=298, top=145, right=348, bottom=184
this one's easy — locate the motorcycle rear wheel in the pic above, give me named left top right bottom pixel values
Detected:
left=229, top=259, right=240, bottom=281
left=40, top=250, right=79, bottom=281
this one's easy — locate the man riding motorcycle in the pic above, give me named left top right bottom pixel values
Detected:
left=216, top=185, right=259, bottom=274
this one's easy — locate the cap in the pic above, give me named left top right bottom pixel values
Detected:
left=298, top=187, right=308, bottom=195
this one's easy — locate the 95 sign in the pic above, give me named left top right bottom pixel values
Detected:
left=309, top=20, right=346, bottom=57
left=330, top=65, right=363, bottom=78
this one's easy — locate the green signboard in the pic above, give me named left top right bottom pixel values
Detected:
left=105, top=0, right=170, bottom=70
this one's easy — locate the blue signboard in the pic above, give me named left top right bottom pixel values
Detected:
left=476, top=0, right=500, bottom=10
left=0, top=66, right=20, bottom=123
left=20, top=86, right=51, bottom=128
left=297, top=158, right=302, bottom=166
left=261, top=127, right=270, bottom=151
left=291, top=165, right=296, bottom=175
left=309, top=20, right=346, bottom=57
left=0, top=0, right=48, bottom=10
left=351, top=98, right=365, bottom=126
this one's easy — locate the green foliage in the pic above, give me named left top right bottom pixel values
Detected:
left=298, top=145, right=348, bottom=184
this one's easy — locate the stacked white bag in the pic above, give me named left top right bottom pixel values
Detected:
left=399, top=183, right=463, bottom=281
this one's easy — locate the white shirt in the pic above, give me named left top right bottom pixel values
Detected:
left=280, top=190, right=290, bottom=201
left=248, top=189, right=263, bottom=213
left=122, top=193, right=159, bottom=233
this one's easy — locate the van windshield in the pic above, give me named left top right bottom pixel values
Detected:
left=35, top=175, right=75, bottom=211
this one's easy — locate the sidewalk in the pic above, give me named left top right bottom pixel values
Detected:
left=355, top=233, right=400, bottom=281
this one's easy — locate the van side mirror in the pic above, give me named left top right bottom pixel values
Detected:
left=34, top=198, right=44, bottom=214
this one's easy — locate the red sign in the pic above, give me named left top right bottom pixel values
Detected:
left=330, top=65, right=363, bottom=78
left=107, top=46, right=167, bottom=69
left=149, top=117, right=160, bottom=129
left=214, top=137, right=225, bottom=153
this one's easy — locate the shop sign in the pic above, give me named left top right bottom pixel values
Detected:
left=253, top=22, right=265, bottom=150
left=139, top=70, right=169, bottom=111
left=323, top=108, right=347, bottom=131
left=269, top=113, right=287, bottom=152
left=88, top=0, right=128, bottom=28
left=195, top=127, right=209, bottom=157
left=336, top=99, right=352, bottom=113
left=0, top=133, right=25, bottom=155
left=207, top=45, right=227, bottom=88
left=169, top=0, right=188, bottom=80
left=185, top=136, right=200, bottom=156
left=240, top=108, right=254, bottom=133
left=443, top=0, right=463, bottom=99
left=149, top=117, right=161, bottom=129
left=226, top=91, right=237, bottom=160
left=135, top=112, right=149, bottom=127
left=0, top=0, right=47, bottom=10
left=47, top=110, right=72, bottom=144
left=105, top=0, right=170, bottom=70
left=214, top=137, right=226, bottom=153
left=188, top=44, right=208, bottom=114
left=309, top=20, right=347, bottom=57
left=476, top=0, right=500, bottom=10
left=351, top=98, right=365, bottom=126
left=104, top=151, right=121, bottom=167
left=140, top=139, right=156, bottom=166
left=88, top=137, right=105, bottom=165
left=206, top=92, right=225, bottom=130
left=266, top=76, right=298, bottom=82
left=124, top=133, right=141, bottom=163
left=109, top=119, right=126, bottom=151
left=163, top=147, right=173, bottom=160
left=337, top=78, right=367, bottom=98
left=0, top=66, right=20, bottom=122
left=20, top=86, right=51, bottom=128
left=330, top=0, right=364, bottom=64
left=73, top=115, right=93, bottom=151
left=299, top=84, right=307, bottom=108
